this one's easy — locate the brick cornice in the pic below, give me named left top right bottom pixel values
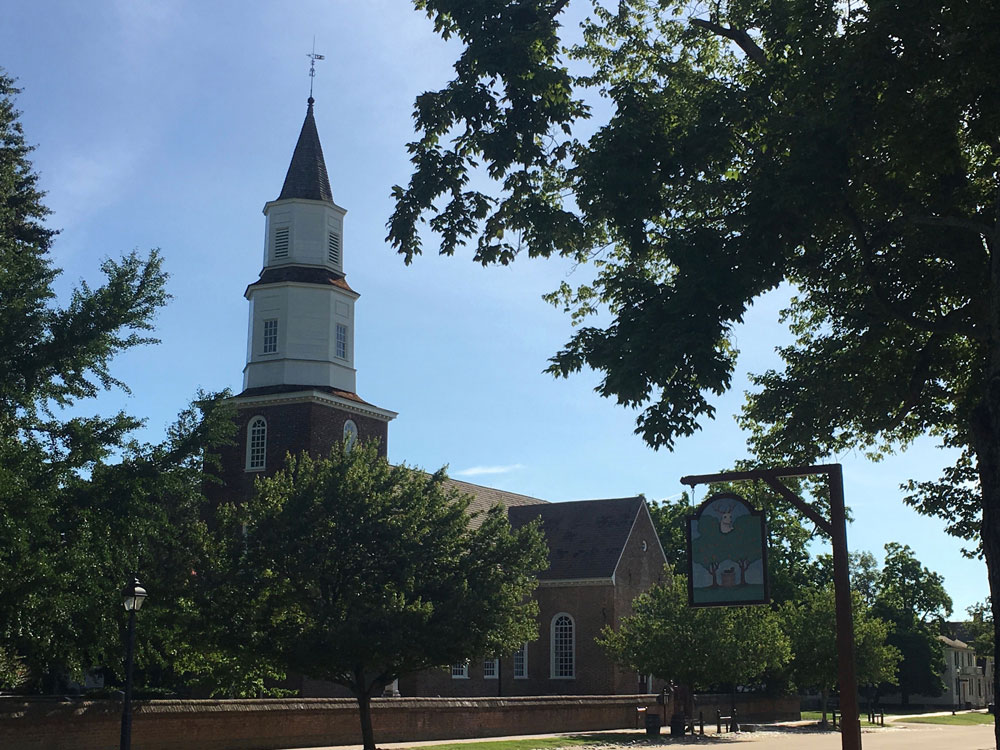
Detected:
left=537, top=578, right=613, bottom=588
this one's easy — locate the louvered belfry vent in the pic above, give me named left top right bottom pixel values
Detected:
left=328, top=232, right=341, bottom=264
left=274, top=226, right=290, bottom=258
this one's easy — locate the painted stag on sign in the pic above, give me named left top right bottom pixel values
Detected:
left=686, top=492, right=769, bottom=607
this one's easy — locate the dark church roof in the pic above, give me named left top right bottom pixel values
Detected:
left=508, top=496, right=645, bottom=581
left=278, top=97, right=333, bottom=202
left=442, top=477, right=548, bottom=525
left=246, top=266, right=355, bottom=295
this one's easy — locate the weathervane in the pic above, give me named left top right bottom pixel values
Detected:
left=307, top=37, right=325, bottom=99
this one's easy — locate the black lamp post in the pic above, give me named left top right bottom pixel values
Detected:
left=120, top=576, right=147, bottom=750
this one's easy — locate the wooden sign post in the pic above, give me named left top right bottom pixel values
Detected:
left=680, top=464, right=861, bottom=750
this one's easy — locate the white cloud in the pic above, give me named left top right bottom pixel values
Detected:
left=454, top=464, right=525, bottom=477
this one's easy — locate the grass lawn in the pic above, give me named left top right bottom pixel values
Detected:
left=898, top=713, right=995, bottom=726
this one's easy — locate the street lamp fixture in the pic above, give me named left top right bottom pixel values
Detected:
left=120, top=576, right=147, bottom=750
left=122, top=578, right=147, bottom=612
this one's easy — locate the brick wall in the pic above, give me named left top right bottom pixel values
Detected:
left=610, top=505, right=668, bottom=694
left=1, top=695, right=650, bottom=750
left=0, top=694, right=799, bottom=750
left=207, top=397, right=388, bottom=505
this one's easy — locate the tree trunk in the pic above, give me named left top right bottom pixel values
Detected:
left=972, top=397, right=1000, bottom=748
left=353, top=678, right=377, bottom=750
left=820, top=688, right=828, bottom=726
left=972, top=222, right=1000, bottom=749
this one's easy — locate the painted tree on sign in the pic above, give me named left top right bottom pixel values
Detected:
left=692, top=515, right=723, bottom=588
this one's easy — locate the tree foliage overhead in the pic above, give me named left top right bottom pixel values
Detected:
left=209, top=441, right=548, bottom=750
left=393, top=5, right=1000, bottom=725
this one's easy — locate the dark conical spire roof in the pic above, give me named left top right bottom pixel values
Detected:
left=278, top=97, right=333, bottom=202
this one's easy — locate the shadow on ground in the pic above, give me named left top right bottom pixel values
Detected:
left=564, top=732, right=756, bottom=745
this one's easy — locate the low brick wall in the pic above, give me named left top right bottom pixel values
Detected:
left=688, top=694, right=800, bottom=724
left=0, top=693, right=798, bottom=750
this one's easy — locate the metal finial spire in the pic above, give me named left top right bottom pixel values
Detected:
left=307, top=38, right=325, bottom=100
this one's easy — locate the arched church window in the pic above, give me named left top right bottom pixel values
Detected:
left=246, top=416, right=267, bottom=471
left=343, top=419, right=358, bottom=452
left=551, top=613, right=575, bottom=679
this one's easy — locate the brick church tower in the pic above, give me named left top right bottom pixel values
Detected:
left=212, top=96, right=396, bottom=503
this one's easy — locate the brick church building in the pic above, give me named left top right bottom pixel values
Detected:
left=212, top=96, right=668, bottom=697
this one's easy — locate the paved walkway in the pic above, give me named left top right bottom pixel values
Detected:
left=278, top=714, right=996, bottom=750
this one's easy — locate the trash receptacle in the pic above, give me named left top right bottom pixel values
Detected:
left=670, top=713, right=686, bottom=737
left=645, top=713, right=661, bottom=736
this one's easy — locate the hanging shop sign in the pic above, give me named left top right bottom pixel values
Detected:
left=686, top=492, right=769, bottom=607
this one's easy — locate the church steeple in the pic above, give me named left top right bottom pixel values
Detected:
left=278, top=97, right=333, bottom=203
left=243, top=96, right=357, bottom=393
left=207, top=82, right=394, bottom=509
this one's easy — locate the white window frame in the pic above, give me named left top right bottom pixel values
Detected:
left=262, top=318, right=278, bottom=355
left=335, top=323, right=348, bottom=359
left=513, top=642, right=528, bottom=679
left=245, top=416, right=267, bottom=471
left=450, top=662, right=469, bottom=679
left=550, top=613, right=575, bottom=679
left=483, top=658, right=498, bottom=680
left=343, top=419, right=358, bottom=452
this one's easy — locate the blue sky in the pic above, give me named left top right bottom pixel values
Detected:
left=3, top=1, right=987, bottom=615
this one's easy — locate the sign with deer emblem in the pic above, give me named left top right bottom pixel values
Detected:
left=686, top=492, right=769, bottom=607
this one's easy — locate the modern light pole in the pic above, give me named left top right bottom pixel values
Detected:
left=120, top=576, right=147, bottom=750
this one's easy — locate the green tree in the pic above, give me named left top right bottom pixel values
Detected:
left=0, top=71, right=240, bottom=697
left=814, top=551, right=889, bottom=608
left=871, top=544, right=951, bottom=706
left=647, top=494, right=689, bottom=571
left=0, top=69, right=212, bottom=691
left=878, top=543, right=952, bottom=623
left=211, top=441, right=548, bottom=750
left=391, top=6, right=1000, bottom=733
left=599, top=574, right=790, bottom=691
left=781, top=586, right=900, bottom=723
left=964, top=600, right=994, bottom=658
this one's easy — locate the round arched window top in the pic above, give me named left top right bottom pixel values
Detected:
left=343, top=419, right=358, bottom=452
left=641, top=540, right=648, bottom=552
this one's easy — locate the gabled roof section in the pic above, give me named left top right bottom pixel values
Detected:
left=278, top=97, right=333, bottom=202
left=939, top=634, right=970, bottom=650
left=442, top=477, right=548, bottom=528
left=508, top=496, right=645, bottom=581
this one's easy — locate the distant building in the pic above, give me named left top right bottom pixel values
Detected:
left=937, top=635, right=994, bottom=709
left=879, top=633, right=994, bottom=709
left=213, top=96, right=668, bottom=697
